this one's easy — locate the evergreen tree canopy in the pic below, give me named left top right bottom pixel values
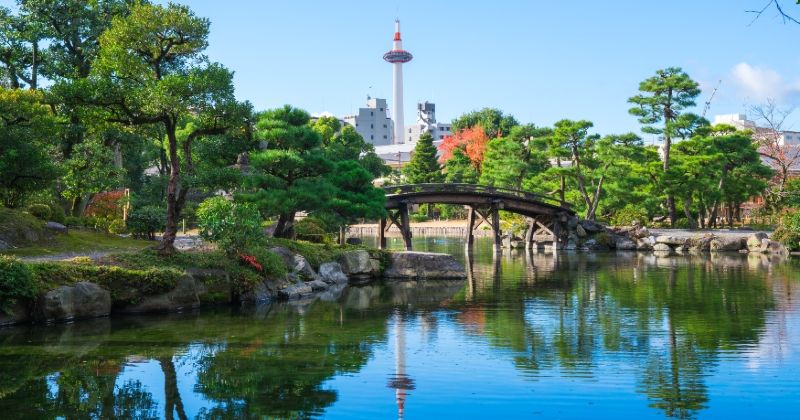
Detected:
left=403, top=132, right=443, bottom=184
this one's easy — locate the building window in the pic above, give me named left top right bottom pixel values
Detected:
left=383, top=124, right=387, bottom=128
left=370, top=111, right=373, bottom=116
left=370, top=135, right=374, bottom=140
left=380, top=108, right=384, bottom=111
left=384, top=135, right=387, bottom=139
left=440, top=135, right=444, bottom=139
left=408, top=128, right=412, bottom=133
left=371, top=124, right=373, bottom=128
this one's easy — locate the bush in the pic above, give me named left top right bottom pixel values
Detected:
left=0, top=256, right=37, bottom=313
left=610, top=205, right=649, bottom=227
left=127, top=206, right=165, bottom=240
left=772, top=210, right=800, bottom=250
left=197, top=196, right=263, bottom=255
left=294, top=217, right=329, bottom=243
left=410, top=213, right=428, bottom=223
left=26, top=204, right=51, bottom=221
left=108, top=218, right=126, bottom=234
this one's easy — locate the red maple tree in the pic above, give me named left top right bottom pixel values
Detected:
left=437, top=126, right=490, bottom=168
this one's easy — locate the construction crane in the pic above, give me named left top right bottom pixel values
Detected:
left=702, top=80, right=722, bottom=119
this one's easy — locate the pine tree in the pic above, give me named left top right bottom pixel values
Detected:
left=403, top=132, right=443, bottom=184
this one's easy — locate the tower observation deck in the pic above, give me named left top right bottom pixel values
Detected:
left=383, top=20, right=413, bottom=144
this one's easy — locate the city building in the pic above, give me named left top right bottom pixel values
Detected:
left=713, top=113, right=800, bottom=146
left=406, top=101, right=452, bottom=143
left=343, top=97, right=394, bottom=146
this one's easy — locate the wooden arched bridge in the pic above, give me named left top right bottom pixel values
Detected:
left=379, top=183, right=575, bottom=250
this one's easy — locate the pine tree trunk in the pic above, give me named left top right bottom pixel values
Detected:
left=274, top=212, right=296, bottom=238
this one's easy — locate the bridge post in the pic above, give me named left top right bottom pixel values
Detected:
left=552, top=219, right=561, bottom=251
left=465, top=206, right=476, bottom=248
left=524, top=217, right=535, bottom=250
left=490, top=203, right=501, bottom=252
left=379, top=217, right=387, bottom=250
left=399, top=202, right=412, bottom=251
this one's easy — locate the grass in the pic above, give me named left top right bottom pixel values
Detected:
left=1, top=229, right=152, bottom=257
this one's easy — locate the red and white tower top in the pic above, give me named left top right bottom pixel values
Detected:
left=384, top=20, right=412, bottom=144
left=383, top=20, right=413, bottom=64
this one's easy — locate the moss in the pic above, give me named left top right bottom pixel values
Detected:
left=0, top=207, right=45, bottom=246
left=1, top=229, right=151, bottom=257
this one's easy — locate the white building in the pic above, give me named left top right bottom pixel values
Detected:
left=343, top=97, right=394, bottom=146
left=406, top=101, right=453, bottom=143
left=713, top=113, right=800, bottom=146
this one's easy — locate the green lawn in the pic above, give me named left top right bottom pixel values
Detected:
left=1, top=229, right=153, bottom=258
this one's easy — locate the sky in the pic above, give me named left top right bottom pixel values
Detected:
left=6, top=0, right=800, bottom=142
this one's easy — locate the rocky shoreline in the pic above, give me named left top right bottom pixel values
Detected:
left=0, top=249, right=466, bottom=328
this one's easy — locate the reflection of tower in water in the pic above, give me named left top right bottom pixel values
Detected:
left=387, top=311, right=415, bottom=419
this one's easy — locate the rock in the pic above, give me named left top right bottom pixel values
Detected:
left=710, top=237, right=745, bottom=252
left=187, top=268, right=233, bottom=304
left=636, top=239, right=654, bottom=251
left=747, top=233, right=770, bottom=251
left=580, top=219, right=605, bottom=233
left=575, top=225, right=587, bottom=237
left=307, top=279, right=329, bottom=292
left=339, top=250, right=374, bottom=277
left=655, top=235, right=687, bottom=246
left=581, top=238, right=609, bottom=251
left=345, top=237, right=362, bottom=245
left=761, top=239, right=788, bottom=255
left=688, top=235, right=715, bottom=252
left=653, top=243, right=672, bottom=252
left=117, top=274, right=200, bottom=313
left=383, top=252, right=466, bottom=280
left=319, top=262, right=349, bottom=284
left=615, top=236, right=637, bottom=251
left=36, top=282, right=111, bottom=322
left=633, top=227, right=650, bottom=239
left=278, top=282, right=313, bottom=300
left=0, top=238, right=9, bottom=251
left=567, top=216, right=579, bottom=229
left=564, top=239, right=577, bottom=251
left=0, top=301, right=30, bottom=326
left=269, top=246, right=319, bottom=280
left=45, top=221, right=68, bottom=235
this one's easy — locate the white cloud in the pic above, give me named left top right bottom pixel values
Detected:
left=729, top=62, right=800, bottom=103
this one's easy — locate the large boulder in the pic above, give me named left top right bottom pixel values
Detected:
left=0, top=301, right=30, bottom=326
left=688, top=235, right=715, bottom=252
left=0, top=238, right=9, bottom=251
left=615, top=236, right=637, bottom=251
left=653, top=243, right=672, bottom=252
left=746, top=233, right=770, bottom=251
left=579, top=219, right=605, bottom=233
left=307, top=279, right=329, bottom=292
left=270, top=246, right=319, bottom=281
left=45, top=221, right=68, bottom=235
left=760, top=239, right=788, bottom=255
left=339, top=250, right=376, bottom=278
left=575, top=224, right=587, bottom=238
left=319, top=262, right=349, bottom=284
left=345, top=237, right=362, bottom=245
left=35, top=282, right=111, bottom=322
left=277, top=282, right=313, bottom=300
left=187, top=268, right=233, bottom=304
left=655, top=235, right=688, bottom=246
left=383, top=252, right=466, bottom=280
left=116, top=274, right=200, bottom=313
left=581, top=238, right=609, bottom=251
left=710, top=237, right=745, bottom=252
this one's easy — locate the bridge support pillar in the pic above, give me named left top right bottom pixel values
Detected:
left=399, top=202, right=412, bottom=251
left=378, top=217, right=387, bottom=250
left=552, top=218, right=561, bottom=251
left=524, top=218, right=535, bottom=250
left=491, top=203, right=501, bottom=252
left=465, top=206, right=476, bottom=249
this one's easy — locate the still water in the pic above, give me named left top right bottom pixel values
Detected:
left=1, top=237, right=800, bottom=419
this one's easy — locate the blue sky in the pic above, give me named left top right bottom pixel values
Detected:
left=7, top=0, right=800, bottom=141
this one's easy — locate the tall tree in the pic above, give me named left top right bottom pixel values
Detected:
left=438, top=125, right=490, bottom=171
left=89, top=2, right=245, bottom=253
left=480, top=125, right=550, bottom=190
left=403, top=132, right=443, bottom=184
left=243, top=106, right=333, bottom=238
left=628, top=67, right=701, bottom=226
left=443, top=148, right=478, bottom=184
left=451, top=107, right=518, bottom=138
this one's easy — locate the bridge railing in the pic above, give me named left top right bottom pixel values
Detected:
left=382, top=183, right=572, bottom=210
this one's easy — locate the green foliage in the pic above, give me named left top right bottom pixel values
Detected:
left=628, top=67, right=701, bottom=139
left=126, top=206, right=165, bottom=240
left=444, top=148, right=478, bottom=184
left=451, top=107, right=518, bottom=138
left=0, top=256, right=37, bottom=313
left=0, top=88, right=60, bottom=208
left=197, top=196, right=263, bottom=256
left=610, top=205, right=650, bottom=227
left=480, top=130, right=550, bottom=189
left=294, top=217, right=329, bottom=243
left=26, top=204, right=51, bottom=221
left=0, top=206, right=44, bottom=246
left=772, top=210, right=800, bottom=250
left=403, top=132, right=443, bottom=184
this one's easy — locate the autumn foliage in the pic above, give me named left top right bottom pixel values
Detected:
left=437, top=126, right=490, bottom=168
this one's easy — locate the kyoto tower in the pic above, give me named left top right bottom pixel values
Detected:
left=383, top=20, right=413, bottom=144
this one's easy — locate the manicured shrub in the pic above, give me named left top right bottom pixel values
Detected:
left=610, top=205, right=649, bottom=227
left=0, top=256, right=37, bottom=313
left=26, top=204, right=51, bottom=221
left=772, top=210, right=800, bottom=250
left=197, top=196, right=263, bottom=255
left=294, top=217, right=329, bottom=243
left=127, top=206, right=165, bottom=240
left=108, top=218, right=126, bottom=234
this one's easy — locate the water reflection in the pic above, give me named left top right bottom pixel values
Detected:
left=1, top=238, right=799, bottom=419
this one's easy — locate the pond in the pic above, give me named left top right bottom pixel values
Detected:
left=1, top=237, right=799, bottom=419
